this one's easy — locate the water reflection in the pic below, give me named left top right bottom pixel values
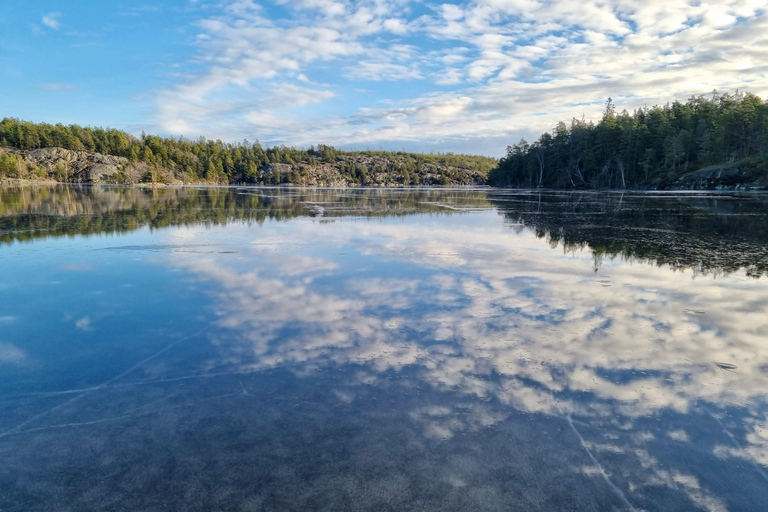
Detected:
left=3, top=185, right=768, bottom=278
left=172, top=213, right=768, bottom=498
left=0, top=184, right=491, bottom=245
left=1, top=186, right=768, bottom=510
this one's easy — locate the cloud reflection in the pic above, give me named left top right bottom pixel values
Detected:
left=163, top=206, right=768, bottom=506
left=0, top=342, right=25, bottom=365
left=4, top=187, right=768, bottom=508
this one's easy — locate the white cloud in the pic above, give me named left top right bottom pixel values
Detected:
left=42, top=12, right=60, bottom=30
left=383, top=17, right=409, bottom=34
left=274, top=0, right=348, bottom=17
left=154, top=0, right=768, bottom=153
left=344, top=45, right=424, bottom=81
left=75, top=316, right=92, bottom=331
left=434, top=68, right=464, bottom=85
left=346, top=61, right=423, bottom=81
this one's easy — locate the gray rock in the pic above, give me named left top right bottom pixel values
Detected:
left=261, top=163, right=293, bottom=174
left=3, top=146, right=128, bottom=182
left=671, top=160, right=767, bottom=190
left=85, top=164, right=120, bottom=182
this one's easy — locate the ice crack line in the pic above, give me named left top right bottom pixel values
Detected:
left=551, top=394, right=636, bottom=511
left=6, top=358, right=317, bottom=399
left=705, top=406, right=768, bottom=483
left=0, top=326, right=209, bottom=440
left=7, top=392, right=241, bottom=437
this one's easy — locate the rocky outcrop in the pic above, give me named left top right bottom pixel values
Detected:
left=3, top=147, right=127, bottom=183
left=1, top=146, right=490, bottom=186
left=84, top=164, right=120, bottom=182
left=258, top=154, right=489, bottom=187
left=669, top=160, right=768, bottom=190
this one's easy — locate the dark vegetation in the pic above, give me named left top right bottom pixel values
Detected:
left=489, top=91, right=768, bottom=189
left=0, top=118, right=495, bottom=186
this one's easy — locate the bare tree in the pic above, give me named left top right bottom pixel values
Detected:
left=616, top=157, right=626, bottom=189
left=533, top=146, right=545, bottom=188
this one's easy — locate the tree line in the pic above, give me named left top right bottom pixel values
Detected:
left=4, top=91, right=765, bottom=189
left=0, top=118, right=495, bottom=185
left=489, top=91, right=768, bottom=189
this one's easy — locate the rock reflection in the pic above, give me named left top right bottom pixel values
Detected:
left=0, top=184, right=491, bottom=244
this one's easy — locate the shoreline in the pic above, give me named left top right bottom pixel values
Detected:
left=1, top=177, right=767, bottom=193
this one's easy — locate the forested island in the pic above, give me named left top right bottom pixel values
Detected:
left=1, top=91, right=766, bottom=189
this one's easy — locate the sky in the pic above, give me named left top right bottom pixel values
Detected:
left=1, top=0, right=767, bottom=156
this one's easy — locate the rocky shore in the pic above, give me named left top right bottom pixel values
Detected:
left=0, top=146, right=490, bottom=187
left=2, top=146, right=765, bottom=190
left=1, top=147, right=126, bottom=182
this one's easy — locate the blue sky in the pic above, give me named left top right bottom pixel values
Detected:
left=2, top=0, right=767, bottom=156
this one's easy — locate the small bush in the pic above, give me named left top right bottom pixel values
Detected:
left=140, top=170, right=156, bottom=183
left=32, top=165, right=48, bottom=179
left=52, top=162, right=69, bottom=181
left=0, top=154, right=25, bottom=178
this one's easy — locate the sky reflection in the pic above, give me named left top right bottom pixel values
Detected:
left=163, top=206, right=768, bottom=510
left=1, top=187, right=768, bottom=510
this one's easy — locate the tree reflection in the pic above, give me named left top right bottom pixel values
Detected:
left=2, top=186, right=768, bottom=278
left=490, top=191, right=768, bottom=278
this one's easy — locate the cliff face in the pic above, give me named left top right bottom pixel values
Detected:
left=257, top=154, right=489, bottom=187
left=1, top=147, right=491, bottom=186
left=2, top=147, right=127, bottom=183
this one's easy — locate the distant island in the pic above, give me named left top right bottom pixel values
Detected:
left=1, top=91, right=766, bottom=189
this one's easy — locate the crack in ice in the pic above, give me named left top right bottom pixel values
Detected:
left=551, top=394, right=636, bottom=511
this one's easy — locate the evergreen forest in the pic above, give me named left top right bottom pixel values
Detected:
left=489, top=91, right=768, bottom=189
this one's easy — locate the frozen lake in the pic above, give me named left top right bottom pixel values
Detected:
left=1, top=185, right=768, bottom=511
